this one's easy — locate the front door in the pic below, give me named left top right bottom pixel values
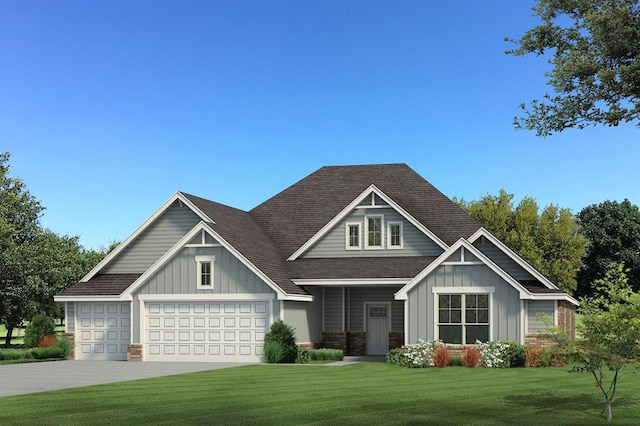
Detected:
left=366, top=304, right=389, bottom=355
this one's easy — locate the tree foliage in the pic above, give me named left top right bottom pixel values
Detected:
left=576, top=199, right=640, bottom=297
left=506, top=0, right=640, bottom=136
left=456, top=190, right=587, bottom=293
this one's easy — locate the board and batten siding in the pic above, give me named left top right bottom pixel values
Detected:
left=406, top=264, right=521, bottom=344
left=472, top=239, right=535, bottom=281
left=65, top=302, right=75, bottom=333
left=303, top=208, right=443, bottom=258
left=102, top=202, right=202, bottom=274
left=527, top=300, right=555, bottom=334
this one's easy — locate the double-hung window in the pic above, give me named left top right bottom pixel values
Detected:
left=365, top=215, right=383, bottom=249
left=195, top=255, right=215, bottom=289
left=387, top=222, right=403, bottom=249
left=438, top=294, right=489, bottom=344
left=345, top=223, right=361, bottom=250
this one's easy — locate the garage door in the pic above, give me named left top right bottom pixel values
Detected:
left=145, top=301, right=269, bottom=362
left=76, top=302, right=130, bottom=360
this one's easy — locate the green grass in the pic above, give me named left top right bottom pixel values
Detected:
left=1, top=363, right=639, bottom=424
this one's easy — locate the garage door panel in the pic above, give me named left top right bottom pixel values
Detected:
left=76, top=302, right=129, bottom=361
left=145, top=301, right=269, bottom=362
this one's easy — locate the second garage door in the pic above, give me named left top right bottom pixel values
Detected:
left=145, top=301, right=270, bottom=362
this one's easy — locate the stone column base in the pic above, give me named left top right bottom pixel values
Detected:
left=127, top=344, right=143, bottom=361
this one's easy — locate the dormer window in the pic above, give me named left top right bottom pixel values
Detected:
left=345, top=223, right=361, bottom=250
left=365, top=215, right=384, bottom=249
left=195, top=255, right=215, bottom=289
left=388, top=222, right=403, bottom=249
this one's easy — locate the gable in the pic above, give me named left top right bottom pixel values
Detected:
left=471, top=238, right=536, bottom=282
left=101, top=201, right=202, bottom=274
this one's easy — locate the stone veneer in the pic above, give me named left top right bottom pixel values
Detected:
left=127, top=344, right=143, bottom=361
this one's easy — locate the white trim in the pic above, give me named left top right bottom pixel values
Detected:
left=433, top=291, right=493, bottom=343
left=280, top=300, right=284, bottom=323
left=520, top=300, right=526, bottom=344
left=403, top=299, right=409, bottom=346
left=363, top=301, right=392, bottom=333
left=195, top=255, right=216, bottom=289
left=468, top=228, right=558, bottom=290
left=431, top=286, right=495, bottom=294
left=364, top=214, right=384, bottom=250
left=138, top=293, right=276, bottom=301
left=441, top=261, right=484, bottom=266
left=287, top=185, right=449, bottom=260
left=345, top=222, right=362, bottom=250
left=282, top=294, right=314, bottom=302
left=54, top=295, right=132, bottom=302
left=554, top=300, right=559, bottom=326
left=387, top=221, right=403, bottom=249
left=82, top=192, right=213, bottom=282
left=341, top=287, right=345, bottom=332
left=529, top=293, right=578, bottom=304
left=184, top=243, right=221, bottom=248
left=293, top=278, right=410, bottom=286
left=138, top=298, right=144, bottom=347
left=322, top=287, right=326, bottom=331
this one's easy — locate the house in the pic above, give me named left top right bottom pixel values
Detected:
left=55, top=164, right=577, bottom=362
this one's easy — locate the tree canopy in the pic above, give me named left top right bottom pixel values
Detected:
left=456, top=190, right=587, bottom=294
left=576, top=199, right=640, bottom=297
left=506, top=0, right=640, bottom=136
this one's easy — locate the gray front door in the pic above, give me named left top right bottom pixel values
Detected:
left=366, top=304, right=389, bottom=355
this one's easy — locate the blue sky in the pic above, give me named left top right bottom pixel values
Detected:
left=2, top=1, right=638, bottom=250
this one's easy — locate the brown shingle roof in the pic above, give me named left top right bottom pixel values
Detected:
left=250, top=164, right=481, bottom=258
left=289, top=257, right=437, bottom=280
left=520, top=281, right=564, bottom=294
left=61, top=274, right=142, bottom=296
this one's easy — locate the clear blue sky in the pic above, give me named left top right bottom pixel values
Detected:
left=2, top=1, right=638, bottom=250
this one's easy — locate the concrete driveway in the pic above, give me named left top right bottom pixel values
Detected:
left=0, top=360, right=249, bottom=398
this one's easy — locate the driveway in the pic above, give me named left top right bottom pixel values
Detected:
left=0, top=360, right=249, bottom=398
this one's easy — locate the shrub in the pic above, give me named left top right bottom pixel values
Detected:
left=263, top=321, right=297, bottom=363
left=477, top=341, right=527, bottom=368
left=38, top=334, right=57, bottom=348
left=404, top=339, right=444, bottom=368
left=31, top=346, right=63, bottom=360
left=448, top=355, right=463, bottom=367
left=500, top=341, right=527, bottom=367
left=386, top=348, right=410, bottom=367
left=55, top=338, right=74, bottom=358
left=432, top=346, right=450, bottom=368
left=0, top=349, right=33, bottom=361
left=525, top=347, right=566, bottom=367
left=462, top=346, right=481, bottom=367
left=24, top=315, right=56, bottom=348
left=296, top=347, right=310, bottom=364
left=525, top=348, right=541, bottom=367
left=308, top=348, right=343, bottom=361
left=260, top=340, right=286, bottom=363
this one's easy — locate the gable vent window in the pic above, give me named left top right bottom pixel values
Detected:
left=195, top=255, right=216, bottom=289
left=387, top=222, right=403, bottom=249
left=365, top=215, right=384, bottom=249
left=345, top=223, right=361, bottom=250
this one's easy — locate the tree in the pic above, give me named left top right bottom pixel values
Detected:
left=576, top=199, right=640, bottom=298
left=551, top=264, right=640, bottom=422
left=456, top=190, right=587, bottom=293
left=506, top=0, right=640, bottom=136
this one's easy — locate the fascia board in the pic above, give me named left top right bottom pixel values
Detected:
left=287, top=184, right=449, bottom=260
left=469, top=228, right=558, bottom=290
left=53, top=295, right=132, bottom=302
left=529, top=293, right=580, bottom=306
left=293, top=278, right=410, bottom=286
left=81, top=192, right=214, bottom=282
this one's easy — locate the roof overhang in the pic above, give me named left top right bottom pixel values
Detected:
left=293, top=278, right=410, bottom=286
left=54, top=295, right=132, bottom=302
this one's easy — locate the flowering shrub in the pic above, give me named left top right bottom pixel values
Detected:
left=462, top=346, right=481, bottom=367
left=526, top=347, right=566, bottom=367
left=477, top=340, right=527, bottom=368
left=404, top=339, right=445, bottom=368
left=432, top=346, right=450, bottom=367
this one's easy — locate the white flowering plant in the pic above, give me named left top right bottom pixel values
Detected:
left=476, top=340, right=527, bottom=368
left=403, top=339, right=445, bottom=368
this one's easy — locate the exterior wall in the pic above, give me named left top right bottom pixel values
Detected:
left=472, top=239, right=536, bottom=281
left=406, top=264, right=521, bottom=344
left=303, top=208, right=444, bottom=258
left=558, top=301, right=575, bottom=340
left=444, top=247, right=479, bottom=263
left=323, top=287, right=344, bottom=331
left=65, top=302, right=75, bottom=333
left=527, top=300, right=555, bottom=334
left=347, top=287, right=403, bottom=332
left=102, top=202, right=201, bottom=274
left=283, top=287, right=323, bottom=344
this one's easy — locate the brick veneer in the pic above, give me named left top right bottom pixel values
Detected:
left=348, top=332, right=366, bottom=355
left=389, top=332, right=404, bottom=350
left=322, top=331, right=405, bottom=355
left=62, top=333, right=75, bottom=360
left=322, top=332, right=347, bottom=352
left=127, top=344, right=143, bottom=361
left=557, top=300, right=576, bottom=340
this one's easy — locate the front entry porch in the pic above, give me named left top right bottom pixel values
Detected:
left=322, top=331, right=404, bottom=356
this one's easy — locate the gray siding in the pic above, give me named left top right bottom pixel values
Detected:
left=303, top=208, right=444, bottom=258
left=444, top=247, right=480, bottom=263
left=323, top=287, right=344, bottom=331
left=66, top=302, right=75, bottom=333
left=103, top=202, right=201, bottom=274
left=137, top=247, right=273, bottom=295
left=473, top=239, right=535, bottom=281
left=283, top=287, right=323, bottom=343
left=347, top=287, right=403, bottom=332
left=527, top=301, right=555, bottom=333
left=406, top=264, right=521, bottom=343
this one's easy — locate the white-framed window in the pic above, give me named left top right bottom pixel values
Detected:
left=365, top=215, right=384, bottom=249
left=345, top=222, right=361, bottom=250
left=387, top=221, right=403, bottom=249
left=195, top=255, right=215, bottom=289
left=437, top=293, right=490, bottom=344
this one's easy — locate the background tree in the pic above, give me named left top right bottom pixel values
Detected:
left=506, top=0, right=640, bottom=136
left=456, top=190, right=587, bottom=294
left=576, top=199, right=640, bottom=297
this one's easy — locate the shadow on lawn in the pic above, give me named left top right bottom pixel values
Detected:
left=505, top=391, right=638, bottom=422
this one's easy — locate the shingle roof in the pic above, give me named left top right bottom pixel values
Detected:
left=60, top=274, right=141, bottom=296
left=520, top=281, right=565, bottom=294
left=289, top=257, right=438, bottom=280
left=250, top=164, right=481, bottom=258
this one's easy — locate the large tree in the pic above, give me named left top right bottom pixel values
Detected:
left=456, top=190, right=587, bottom=294
left=506, top=0, right=640, bottom=136
left=576, top=199, right=640, bottom=297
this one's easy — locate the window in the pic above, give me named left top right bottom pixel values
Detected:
left=195, top=255, right=215, bottom=289
left=345, top=223, right=361, bottom=250
left=365, top=215, right=383, bottom=249
left=387, top=222, right=403, bottom=249
left=438, top=294, right=489, bottom=344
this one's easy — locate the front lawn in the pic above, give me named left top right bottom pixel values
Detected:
left=1, top=363, right=639, bottom=424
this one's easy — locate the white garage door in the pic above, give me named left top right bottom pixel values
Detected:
left=76, top=302, right=130, bottom=360
left=145, top=301, right=270, bottom=362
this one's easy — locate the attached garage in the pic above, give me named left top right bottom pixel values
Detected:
left=143, top=300, right=271, bottom=362
left=76, top=302, right=130, bottom=360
